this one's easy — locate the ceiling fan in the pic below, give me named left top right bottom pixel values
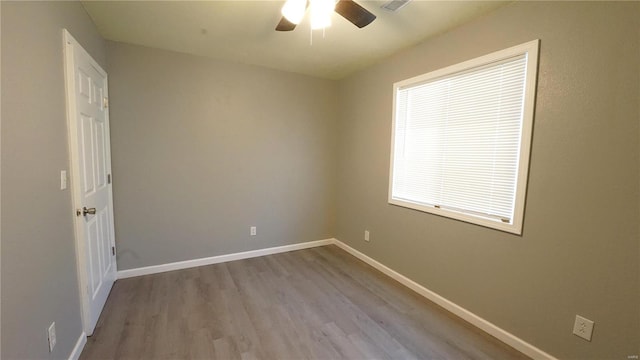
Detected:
left=276, top=0, right=376, bottom=31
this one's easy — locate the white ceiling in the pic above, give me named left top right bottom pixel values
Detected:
left=82, top=0, right=510, bottom=79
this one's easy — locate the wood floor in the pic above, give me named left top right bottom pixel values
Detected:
left=80, top=245, right=528, bottom=359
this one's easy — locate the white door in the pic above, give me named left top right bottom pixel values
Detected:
left=63, top=30, right=117, bottom=336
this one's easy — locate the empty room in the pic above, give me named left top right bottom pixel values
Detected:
left=1, top=1, right=639, bottom=359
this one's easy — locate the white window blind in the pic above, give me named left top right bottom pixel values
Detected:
left=389, top=40, right=539, bottom=234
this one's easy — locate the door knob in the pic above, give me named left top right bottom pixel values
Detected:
left=82, top=207, right=96, bottom=216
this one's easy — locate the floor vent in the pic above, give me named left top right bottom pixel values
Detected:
left=381, top=0, right=411, bottom=12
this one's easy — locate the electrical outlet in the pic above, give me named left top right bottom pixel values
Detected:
left=572, top=315, right=594, bottom=341
left=48, top=322, right=57, bottom=352
left=250, top=226, right=256, bottom=236
left=364, top=230, right=370, bottom=242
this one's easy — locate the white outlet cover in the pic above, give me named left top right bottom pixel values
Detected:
left=572, top=315, right=594, bottom=341
left=364, top=230, right=370, bottom=241
left=60, top=170, right=67, bottom=190
left=250, top=226, right=256, bottom=236
left=48, top=322, right=57, bottom=352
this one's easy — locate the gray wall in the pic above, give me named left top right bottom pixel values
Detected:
left=1, top=1, right=106, bottom=359
left=106, top=42, right=337, bottom=270
left=2, top=1, right=639, bottom=359
left=335, top=1, right=640, bottom=359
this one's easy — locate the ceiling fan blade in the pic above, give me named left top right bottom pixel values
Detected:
left=276, top=0, right=309, bottom=31
left=276, top=17, right=297, bottom=31
left=335, top=0, right=376, bottom=28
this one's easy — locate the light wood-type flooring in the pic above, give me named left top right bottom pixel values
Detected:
left=80, top=245, right=529, bottom=359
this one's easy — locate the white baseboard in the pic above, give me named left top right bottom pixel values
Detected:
left=68, top=331, right=87, bottom=360
left=332, top=239, right=557, bottom=360
left=117, top=238, right=335, bottom=279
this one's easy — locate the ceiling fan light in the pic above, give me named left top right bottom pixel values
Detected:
left=281, top=0, right=306, bottom=24
left=310, top=0, right=335, bottom=29
left=310, top=13, right=331, bottom=29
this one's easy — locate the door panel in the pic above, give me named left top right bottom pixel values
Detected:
left=96, top=122, right=106, bottom=187
left=80, top=114, right=95, bottom=194
left=79, top=69, right=91, bottom=100
left=87, top=217, right=101, bottom=296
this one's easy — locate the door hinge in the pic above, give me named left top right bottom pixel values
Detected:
left=107, top=174, right=111, bottom=184
left=103, top=97, right=109, bottom=108
left=111, top=246, right=115, bottom=256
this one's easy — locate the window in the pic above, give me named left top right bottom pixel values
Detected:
left=389, top=40, right=539, bottom=234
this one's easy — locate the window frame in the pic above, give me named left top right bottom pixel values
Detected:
left=388, top=40, right=540, bottom=235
